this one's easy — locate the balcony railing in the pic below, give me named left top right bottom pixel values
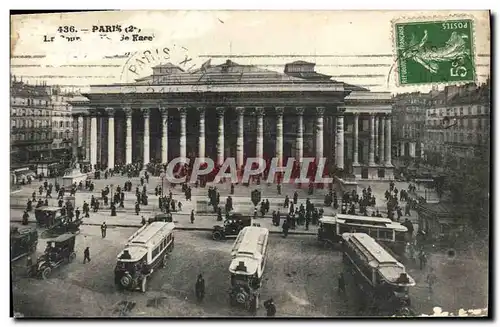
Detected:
left=11, top=139, right=54, bottom=145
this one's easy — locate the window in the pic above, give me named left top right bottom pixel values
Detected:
left=460, top=107, right=464, bottom=115
left=53, top=132, right=57, bottom=139
left=460, top=133, right=465, bottom=143
left=468, top=107, right=472, bottom=115
left=59, top=132, right=63, bottom=139
left=477, top=118, right=482, bottom=129
left=152, top=246, right=160, bottom=259
left=477, top=106, right=482, bottom=114
left=59, top=121, right=63, bottom=128
left=66, top=121, right=70, bottom=128
left=11, top=120, right=15, bottom=128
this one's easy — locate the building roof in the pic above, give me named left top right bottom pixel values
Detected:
left=128, top=59, right=367, bottom=91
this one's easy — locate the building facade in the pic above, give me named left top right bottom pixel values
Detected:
left=73, top=60, right=395, bottom=180
left=424, top=81, right=490, bottom=169
left=50, top=86, right=74, bottom=159
left=10, top=77, right=54, bottom=164
left=392, top=91, right=431, bottom=161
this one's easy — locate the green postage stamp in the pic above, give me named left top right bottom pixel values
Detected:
left=394, top=17, right=475, bottom=86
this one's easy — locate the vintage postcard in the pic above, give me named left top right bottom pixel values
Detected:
left=9, top=10, right=490, bottom=318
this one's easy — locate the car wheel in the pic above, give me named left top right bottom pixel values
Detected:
left=212, top=231, right=223, bottom=241
left=68, top=252, right=76, bottom=263
left=41, top=266, right=51, bottom=280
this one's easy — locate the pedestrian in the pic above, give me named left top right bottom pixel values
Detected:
left=101, top=222, right=107, bottom=238
left=426, top=268, right=437, bottom=295
left=338, top=272, right=345, bottom=294
left=419, top=250, right=427, bottom=270
left=264, top=298, right=276, bottom=317
left=190, top=210, right=195, bottom=224
left=83, top=247, right=91, bottom=264
left=282, top=219, right=289, bottom=238
left=195, top=274, right=205, bottom=302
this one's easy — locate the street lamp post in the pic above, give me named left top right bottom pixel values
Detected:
left=160, top=172, right=166, bottom=197
left=110, top=183, right=114, bottom=207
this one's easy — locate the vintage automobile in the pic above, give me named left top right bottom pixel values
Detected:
left=212, top=213, right=252, bottom=241
left=147, top=213, right=173, bottom=224
left=35, top=206, right=82, bottom=238
left=10, top=226, right=38, bottom=262
left=229, top=226, right=269, bottom=312
left=115, top=222, right=175, bottom=293
left=35, top=233, right=77, bottom=279
left=35, top=206, right=64, bottom=228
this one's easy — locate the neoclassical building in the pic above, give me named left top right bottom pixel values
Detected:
left=72, top=60, right=394, bottom=180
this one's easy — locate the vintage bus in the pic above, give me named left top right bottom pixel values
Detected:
left=114, top=222, right=175, bottom=293
left=318, top=214, right=408, bottom=255
left=229, top=226, right=269, bottom=312
left=341, top=233, right=415, bottom=315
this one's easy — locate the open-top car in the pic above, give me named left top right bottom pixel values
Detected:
left=147, top=212, right=173, bottom=224
left=35, top=233, right=77, bottom=279
left=35, top=206, right=64, bottom=228
left=35, top=206, right=82, bottom=238
left=212, top=213, right=252, bottom=241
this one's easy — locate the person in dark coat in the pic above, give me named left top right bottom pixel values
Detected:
left=338, top=272, right=346, bottom=294
left=195, top=274, right=205, bottom=302
left=190, top=210, right=195, bottom=224
left=264, top=298, right=276, bottom=317
left=83, top=247, right=91, bottom=263
left=282, top=219, right=290, bottom=238
left=101, top=222, right=107, bottom=238
left=22, top=211, right=29, bottom=225
left=135, top=202, right=140, bottom=215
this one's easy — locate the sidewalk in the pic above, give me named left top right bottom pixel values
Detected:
left=10, top=208, right=318, bottom=236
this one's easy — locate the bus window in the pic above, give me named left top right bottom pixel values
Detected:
left=379, top=230, right=393, bottom=241
left=395, top=232, right=406, bottom=242
left=369, top=228, right=378, bottom=238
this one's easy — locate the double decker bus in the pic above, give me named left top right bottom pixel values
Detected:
left=341, top=232, right=415, bottom=315
left=318, top=214, right=408, bottom=255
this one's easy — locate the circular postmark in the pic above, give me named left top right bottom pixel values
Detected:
left=119, top=45, right=201, bottom=88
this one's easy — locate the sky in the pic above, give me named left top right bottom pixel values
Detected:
left=10, top=10, right=491, bottom=94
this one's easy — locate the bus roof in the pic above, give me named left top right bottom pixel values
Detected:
left=236, top=227, right=269, bottom=256
left=342, top=233, right=398, bottom=265
left=130, top=222, right=175, bottom=245
left=336, top=214, right=393, bottom=224
left=52, top=233, right=76, bottom=243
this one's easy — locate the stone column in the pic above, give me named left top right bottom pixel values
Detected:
left=84, top=115, right=91, bottom=161
left=255, top=107, right=264, bottom=159
left=90, top=112, right=98, bottom=168
left=77, top=116, right=83, bottom=148
left=368, top=114, right=376, bottom=166
left=142, top=108, right=150, bottom=165
left=124, top=107, right=133, bottom=164
left=295, top=107, right=304, bottom=162
left=374, top=116, right=379, bottom=162
left=197, top=107, right=205, bottom=162
left=106, top=108, right=115, bottom=169
left=409, top=141, right=416, bottom=158
left=216, top=107, right=225, bottom=166
left=159, top=107, right=169, bottom=164
left=275, top=107, right=284, bottom=166
left=335, top=111, right=345, bottom=170
left=379, top=115, right=385, bottom=163
left=315, top=107, right=325, bottom=163
left=179, top=107, right=187, bottom=160
left=399, top=141, right=405, bottom=157
left=385, top=115, right=393, bottom=166
left=235, top=107, right=245, bottom=169
left=352, top=113, right=359, bottom=165
left=72, top=115, right=79, bottom=159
